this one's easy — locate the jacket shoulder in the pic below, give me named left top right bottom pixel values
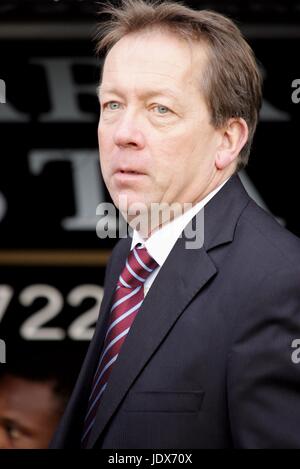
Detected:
left=237, top=199, right=300, bottom=271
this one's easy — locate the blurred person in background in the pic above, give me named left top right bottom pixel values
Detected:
left=0, top=352, right=78, bottom=449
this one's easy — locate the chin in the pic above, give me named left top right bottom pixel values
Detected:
left=112, top=191, right=143, bottom=209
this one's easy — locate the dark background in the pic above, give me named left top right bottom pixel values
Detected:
left=0, top=0, right=299, bottom=379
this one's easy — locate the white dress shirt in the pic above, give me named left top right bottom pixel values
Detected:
left=130, top=178, right=230, bottom=296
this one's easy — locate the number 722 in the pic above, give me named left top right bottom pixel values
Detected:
left=0, top=284, right=103, bottom=341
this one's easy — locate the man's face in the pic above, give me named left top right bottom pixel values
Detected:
left=0, top=375, right=62, bottom=449
left=98, top=30, right=222, bottom=221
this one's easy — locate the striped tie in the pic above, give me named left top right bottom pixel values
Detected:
left=81, top=244, right=158, bottom=447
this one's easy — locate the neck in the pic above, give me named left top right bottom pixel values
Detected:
left=127, top=172, right=234, bottom=238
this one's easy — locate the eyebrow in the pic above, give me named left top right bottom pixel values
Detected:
left=98, top=85, right=179, bottom=101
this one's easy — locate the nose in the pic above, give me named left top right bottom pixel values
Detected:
left=113, top=112, right=146, bottom=149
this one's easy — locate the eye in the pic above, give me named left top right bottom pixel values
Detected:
left=5, top=421, right=22, bottom=440
left=152, top=104, right=171, bottom=115
left=102, top=101, right=121, bottom=111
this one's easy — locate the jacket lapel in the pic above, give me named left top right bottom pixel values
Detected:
left=87, top=174, right=250, bottom=448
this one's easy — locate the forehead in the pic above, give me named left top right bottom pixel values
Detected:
left=0, top=376, right=55, bottom=415
left=101, top=30, right=207, bottom=95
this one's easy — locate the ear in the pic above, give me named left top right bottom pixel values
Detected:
left=215, top=118, right=249, bottom=170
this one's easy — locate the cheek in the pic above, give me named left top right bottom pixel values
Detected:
left=149, top=132, right=190, bottom=184
left=186, top=124, right=216, bottom=160
left=98, top=130, right=113, bottom=169
left=163, top=121, right=199, bottom=155
left=98, top=127, right=108, bottom=151
left=98, top=121, right=114, bottom=150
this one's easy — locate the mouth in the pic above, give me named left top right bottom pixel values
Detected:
left=119, top=170, right=141, bottom=174
left=114, top=168, right=146, bottom=176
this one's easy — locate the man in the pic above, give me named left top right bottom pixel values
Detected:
left=51, top=0, right=300, bottom=448
left=0, top=357, right=74, bottom=449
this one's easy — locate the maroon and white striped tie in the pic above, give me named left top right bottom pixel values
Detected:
left=81, top=244, right=158, bottom=447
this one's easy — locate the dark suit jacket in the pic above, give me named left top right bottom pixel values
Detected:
left=50, top=174, right=300, bottom=448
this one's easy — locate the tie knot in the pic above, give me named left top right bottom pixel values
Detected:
left=118, top=245, right=158, bottom=289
